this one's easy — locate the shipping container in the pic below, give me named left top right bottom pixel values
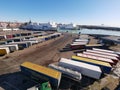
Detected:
left=20, top=41, right=33, bottom=46
left=0, top=47, right=10, bottom=55
left=86, top=49, right=119, bottom=58
left=115, top=52, right=120, bottom=55
left=71, top=43, right=86, bottom=46
left=77, top=53, right=115, bottom=66
left=79, top=35, right=89, bottom=39
left=73, top=41, right=88, bottom=45
left=59, top=58, right=102, bottom=79
left=12, top=38, right=23, bottom=42
left=0, top=35, right=6, bottom=40
left=93, top=48, right=115, bottom=53
left=72, top=56, right=112, bottom=73
left=86, top=44, right=103, bottom=47
left=0, top=41, right=7, bottom=45
left=93, top=48, right=120, bottom=57
left=6, top=35, right=13, bottom=39
left=38, top=35, right=51, bottom=41
left=49, top=63, right=82, bottom=81
left=14, top=34, right=21, bottom=37
left=70, top=44, right=85, bottom=50
left=24, top=36, right=34, bottom=39
left=44, top=36, right=51, bottom=40
left=6, top=44, right=19, bottom=50
left=6, top=40, right=13, bottom=43
left=38, top=33, right=61, bottom=41
left=0, top=45, right=16, bottom=52
left=21, top=33, right=28, bottom=36
left=85, top=44, right=103, bottom=49
left=30, top=38, right=43, bottom=43
left=49, top=33, right=61, bottom=38
left=74, top=39, right=89, bottom=42
left=23, top=40, right=38, bottom=45
left=83, top=52, right=119, bottom=63
left=10, top=42, right=31, bottom=50
left=49, top=35, right=56, bottom=39
left=20, top=62, right=61, bottom=88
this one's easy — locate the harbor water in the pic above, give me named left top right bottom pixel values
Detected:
left=58, top=29, right=120, bottom=36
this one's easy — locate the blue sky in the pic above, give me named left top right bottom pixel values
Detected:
left=0, top=0, right=120, bottom=26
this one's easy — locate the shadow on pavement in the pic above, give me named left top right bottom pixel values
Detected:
left=0, top=71, right=38, bottom=90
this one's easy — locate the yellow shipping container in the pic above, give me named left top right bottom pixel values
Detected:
left=0, top=49, right=6, bottom=55
left=0, top=47, right=10, bottom=55
left=21, top=62, right=61, bottom=79
left=72, top=56, right=111, bottom=67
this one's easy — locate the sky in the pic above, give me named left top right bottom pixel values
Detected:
left=0, top=0, right=120, bottom=26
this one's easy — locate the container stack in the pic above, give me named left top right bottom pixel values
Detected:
left=58, top=58, right=102, bottom=79
left=74, top=48, right=120, bottom=73
left=0, top=32, right=61, bottom=55
left=71, top=55, right=112, bottom=73
left=70, top=38, right=89, bottom=50
left=50, top=48, right=119, bottom=81
left=49, top=57, right=102, bottom=80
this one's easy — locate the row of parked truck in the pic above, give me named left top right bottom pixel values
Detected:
left=0, top=32, right=61, bottom=56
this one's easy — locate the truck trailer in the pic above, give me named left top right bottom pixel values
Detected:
left=48, top=63, right=82, bottom=81
left=83, top=51, right=118, bottom=63
left=0, top=46, right=10, bottom=55
left=77, top=53, right=115, bottom=66
left=20, top=62, right=61, bottom=88
left=72, top=56, right=112, bottom=73
left=86, top=49, right=119, bottom=58
left=59, top=58, right=102, bottom=79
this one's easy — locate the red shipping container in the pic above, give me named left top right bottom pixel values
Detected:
left=6, top=35, right=13, bottom=39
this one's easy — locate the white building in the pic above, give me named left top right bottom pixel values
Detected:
left=2, top=28, right=19, bottom=31
left=3, top=28, right=12, bottom=31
